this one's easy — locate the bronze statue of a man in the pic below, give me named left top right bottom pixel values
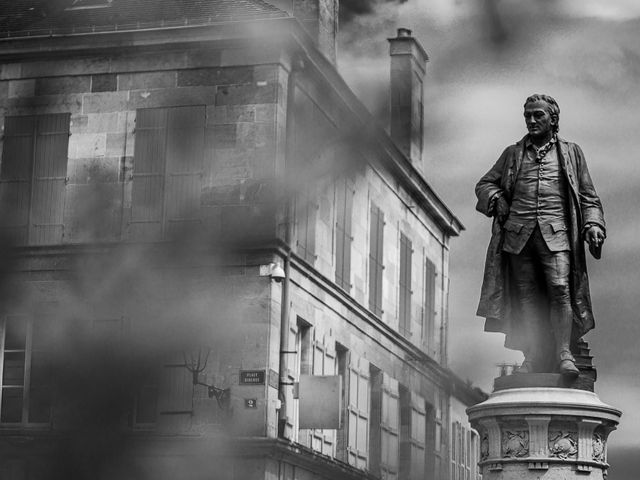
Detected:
left=475, top=94, right=605, bottom=377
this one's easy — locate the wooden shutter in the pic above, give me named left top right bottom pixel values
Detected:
left=131, top=108, right=168, bottom=240
left=335, top=178, right=354, bottom=291
left=369, top=204, right=384, bottom=316
left=0, top=117, right=35, bottom=243
left=408, top=394, right=427, bottom=480
left=381, top=375, right=399, bottom=479
left=309, top=334, right=337, bottom=456
left=399, top=234, right=412, bottom=336
left=164, top=106, right=204, bottom=237
left=400, top=389, right=426, bottom=480
left=347, top=356, right=369, bottom=469
left=30, top=114, right=69, bottom=244
left=283, top=322, right=300, bottom=440
left=0, top=114, right=69, bottom=245
left=295, top=191, right=317, bottom=264
left=28, top=315, right=53, bottom=424
left=157, top=354, right=193, bottom=432
left=423, top=258, right=437, bottom=353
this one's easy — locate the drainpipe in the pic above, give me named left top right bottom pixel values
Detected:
left=277, top=56, right=300, bottom=437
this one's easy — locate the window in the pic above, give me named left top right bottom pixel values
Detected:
left=399, top=233, right=412, bottom=336
left=380, top=375, right=400, bottom=479
left=91, top=316, right=159, bottom=428
left=156, top=353, right=194, bottom=432
left=335, top=178, right=354, bottom=291
left=282, top=318, right=310, bottom=441
left=0, top=114, right=70, bottom=245
left=451, top=421, right=470, bottom=480
left=0, top=315, right=53, bottom=426
left=369, top=366, right=382, bottom=475
left=134, top=375, right=159, bottom=428
left=451, top=421, right=458, bottom=480
left=336, top=344, right=349, bottom=462
left=295, top=191, right=317, bottom=264
left=470, top=430, right=480, bottom=480
left=307, top=332, right=337, bottom=456
left=434, top=389, right=447, bottom=479
left=400, top=388, right=427, bottom=480
left=369, top=204, right=384, bottom=316
left=347, top=356, right=370, bottom=469
left=423, top=257, right=437, bottom=354
left=130, top=106, right=204, bottom=240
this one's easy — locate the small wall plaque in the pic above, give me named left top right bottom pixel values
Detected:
left=245, top=398, right=257, bottom=409
left=239, top=370, right=266, bottom=385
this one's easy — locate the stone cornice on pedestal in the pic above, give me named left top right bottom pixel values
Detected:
left=467, top=386, right=621, bottom=479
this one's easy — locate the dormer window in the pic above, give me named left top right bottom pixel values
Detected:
left=65, top=0, right=113, bottom=11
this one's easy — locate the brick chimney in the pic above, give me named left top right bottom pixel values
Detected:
left=292, top=0, right=338, bottom=63
left=388, top=28, right=429, bottom=171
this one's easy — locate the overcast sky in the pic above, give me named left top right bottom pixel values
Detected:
left=338, top=1, right=640, bottom=477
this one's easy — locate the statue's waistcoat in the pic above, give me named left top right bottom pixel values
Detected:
left=503, top=145, right=570, bottom=254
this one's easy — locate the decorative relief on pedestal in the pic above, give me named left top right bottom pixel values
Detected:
left=548, top=430, right=578, bottom=459
left=502, top=430, right=530, bottom=458
left=481, top=432, right=490, bottom=461
left=592, top=432, right=605, bottom=462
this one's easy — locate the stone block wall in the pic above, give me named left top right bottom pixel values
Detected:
left=289, top=69, right=449, bottom=363
left=0, top=43, right=288, bottom=245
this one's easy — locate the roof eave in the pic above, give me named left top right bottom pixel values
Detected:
left=0, top=16, right=464, bottom=236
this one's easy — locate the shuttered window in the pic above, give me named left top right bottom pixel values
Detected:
left=308, top=335, right=337, bottom=456
left=0, top=114, right=70, bottom=245
left=335, top=178, right=354, bottom=291
left=399, top=233, right=412, bottom=336
left=423, top=257, right=437, bottom=353
left=409, top=401, right=427, bottom=480
left=451, top=422, right=473, bottom=480
left=369, top=366, right=382, bottom=476
left=295, top=191, right=317, bottom=264
left=134, top=376, right=159, bottom=427
left=347, top=356, right=370, bottom=469
left=369, top=204, right=384, bottom=316
left=157, top=353, right=193, bottom=432
left=130, top=106, right=204, bottom=240
left=0, top=315, right=53, bottom=425
left=434, top=390, right=446, bottom=479
left=451, top=421, right=470, bottom=480
left=451, top=421, right=458, bottom=480
left=400, top=389, right=427, bottom=480
left=380, top=375, right=400, bottom=479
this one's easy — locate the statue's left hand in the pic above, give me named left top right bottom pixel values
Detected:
left=586, top=225, right=605, bottom=257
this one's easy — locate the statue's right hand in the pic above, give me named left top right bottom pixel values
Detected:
left=495, top=196, right=510, bottom=224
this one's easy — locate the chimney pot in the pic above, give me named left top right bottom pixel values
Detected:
left=397, top=27, right=412, bottom=38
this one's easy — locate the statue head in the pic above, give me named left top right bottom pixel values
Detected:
left=523, top=94, right=560, bottom=138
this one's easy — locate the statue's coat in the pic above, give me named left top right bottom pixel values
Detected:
left=475, top=136, right=605, bottom=351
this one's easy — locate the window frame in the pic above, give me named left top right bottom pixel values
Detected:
left=130, top=105, right=205, bottom=240
left=335, top=177, right=354, bottom=291
left=368, top=204, right=385, bottom=316
left=398, top=233, right=413, bottom=337
left=0, top=113, right=70, bottom=245
left=0, top=315, right=53, bottom=428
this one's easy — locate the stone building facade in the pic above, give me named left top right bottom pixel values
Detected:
left=0, top=1, right=484, bottom=479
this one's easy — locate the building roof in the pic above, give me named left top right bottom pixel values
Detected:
left=0, top=0, right=288, bottom=36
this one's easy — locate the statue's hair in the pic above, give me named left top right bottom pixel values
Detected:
left=524, top=94, right=560, bottom=133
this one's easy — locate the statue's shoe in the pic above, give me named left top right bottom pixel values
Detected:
left=559, top=358, right=579, bottom=377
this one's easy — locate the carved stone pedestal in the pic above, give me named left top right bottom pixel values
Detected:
left=467, top=384, right=621, bottom=480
